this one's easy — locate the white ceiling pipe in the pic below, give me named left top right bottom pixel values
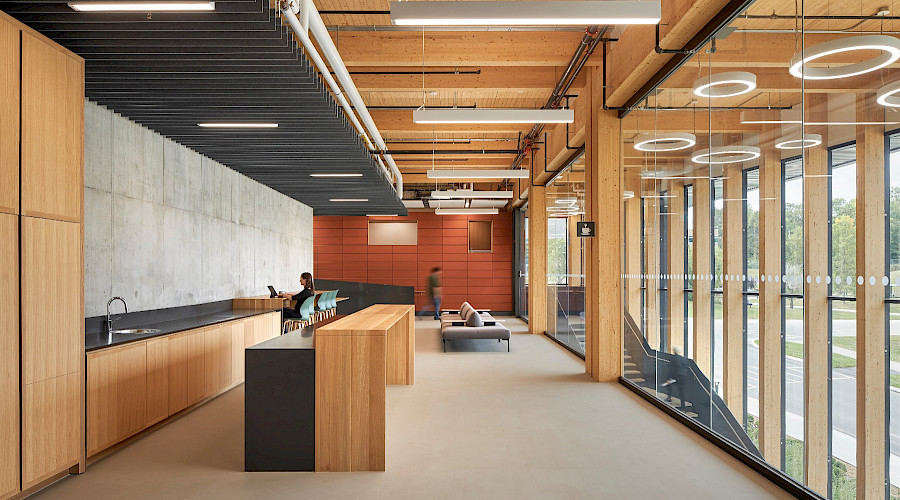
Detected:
left=285, top=0, right=403, bottom=195
left=280, top=1, right=400, bottom=193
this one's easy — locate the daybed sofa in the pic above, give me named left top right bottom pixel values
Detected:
left=440, top=302, right=511, bottom=352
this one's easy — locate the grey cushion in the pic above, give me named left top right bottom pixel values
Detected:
left=459, top=302, right=472, bottom=320
left=466, top=311, right=484, bottom=327
left=442, top=325, right=511, bottom=341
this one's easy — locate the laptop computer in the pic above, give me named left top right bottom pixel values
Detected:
left=268, top=285, right=278, bottom=298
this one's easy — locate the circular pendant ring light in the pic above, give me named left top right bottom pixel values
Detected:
left=775, top=134, right=823, bottom=149
left=692, top=146, right=761, bottom=165
left=877, top=80, right=900, bottom=107
left=633, top=132, right=697, bottom=152
left=789, top=35, right=900, bottom=80
left=692, top=72, right=757, bottom=98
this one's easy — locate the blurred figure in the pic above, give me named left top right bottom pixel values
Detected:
left=661, top=346, right=688, bottom=409
left=426, top=267, right=443, bottom=320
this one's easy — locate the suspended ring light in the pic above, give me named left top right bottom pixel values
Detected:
left=633, top=132, right=697, bottom=152
left=691, top=146, right=761, bottom=164
left=775, top=134, right=823, bottom=150
left=877, top=80, right=900, bottom=107
left=789, top=35, right=900, bottom=80
left=692, top=72, right=757, bottom=98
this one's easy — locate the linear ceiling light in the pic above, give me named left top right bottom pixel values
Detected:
left=427, top=169, right=530, bottom=179
left=413, top=108, right=573, bottom=124
left=633, top=132, right=696, bottom=152
left=391, top=1, right=661, bottom=26
left=692, top=72, right=757, bottom=98
left=740, top=118, right=899, bottom=126
left=198, top=122, right=278, bottom=128
left=309, top=173, right=363, bottom=177
left=775, top=134, right=823, bottom=150
left=435, top=208, right=500, bottom=215
left=789, top=35, right=900, bottom=80
left=877, top=80, right=900, bottom=107
left=329, top=199, right=368, bottom=202
left=69, top=1, right=214, bottom=11
left=691, top=146, right=761, bottom=165
left=431, top=190, right=514, bottom=199
left=366, top=214, right=399, bottom=217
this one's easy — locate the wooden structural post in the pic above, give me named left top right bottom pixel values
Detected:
left=643, top=194, right=660, bottom=350
left=667, top=181, right=685, bottom=354
left=692, top=176, right=711, bottom=376
left=855, top=94, right=887, bottom=500
left=584, top=66, right=622, bottom=381
left=803, top=94, right=829, bottom=494
left=722, top=163, right=744, bottom=419
left=625, top=171, right=642, bottom=319
left=528, top=184, right=548, bottom=335
left=758, top=123, right=783, bottom=468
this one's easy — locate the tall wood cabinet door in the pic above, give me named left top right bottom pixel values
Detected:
left=20, top=31, right=84, bottom=223
left=21, top=217, right=82, bottom=384
left=185, top=329, right=207, bottom=405
left=146, top=338, right=169, bottom=425
left=0, top=214, right=18, bottom=498
left=0, top=15, right=19, bottom=216
left=204, top=324, right=232, bottom=395
left=115, top=343, right=147, bottom=443
left=22, top=372, right=81, bottom=489
left=86, top=348, right=118, bottom=456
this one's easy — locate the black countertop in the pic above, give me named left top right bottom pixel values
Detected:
left=247, top=329, right=314, bottom=350
left=85, top=308, right=280, bottom=352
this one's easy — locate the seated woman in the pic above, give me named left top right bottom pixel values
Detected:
left=279, top=272, right=315, bottom=319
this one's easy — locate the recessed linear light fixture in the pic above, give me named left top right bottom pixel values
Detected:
left=739, top=115, right=899, bottom=126
left=431, top=190, right=514, bottom=199
left=790, top=35, right=900, bottom=80
left=427, top=169, right=530, bottom=179
left=633, top=132, right=697, bottom=152
left=309, top=173, right=363, bottom=178
left=390, top=1, right=661, bottom=26
left=198, top=122, right=278, bottom=128
left=692, top=72, right=757, bottom=98
left=435, top=208, right=499, bottom=215
left=69, top=1, right=214, bottom=11
left=366, top=214, right=399, bottom=217
left=413, top=108, right=573, bottom=124
left=775, top=134, right=823, bottom=150
left=329, top=199, right=368, bottom=202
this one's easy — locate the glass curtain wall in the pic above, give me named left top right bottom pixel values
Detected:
left=546, top=154, right=586, bottom=354
left=618, top=1, right=897, bottom=497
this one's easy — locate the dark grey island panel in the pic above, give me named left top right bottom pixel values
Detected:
left=245, top=331, right=316, bottom=472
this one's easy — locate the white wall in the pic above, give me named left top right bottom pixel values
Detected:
left=84, top=100, right=314, bottom=317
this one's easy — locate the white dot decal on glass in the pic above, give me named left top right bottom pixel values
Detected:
left=826, top=276, right=831, bottom=285
left=858, top=276, right=865, bottom=285
left=783, top=275, right=788, bottom=283
left=806, top=275, right=812, bottom=284
left=767, top=275, right=773, bottom=282
left=814, top=276, right=820, bottom=284
left=760, top=275, right=766, bottom=282
left=883, top=276, right=890, bottom=286
left=743, top=274, right=747, bottom=281
left=835, top=276, right=842, bottom=284
left=870, top=276, right=877, bottom=286
left=847, top=276, right=853, bottom=286
left=725, top=275, right=729, bottom=281
left=775, top=275, right=780, bottom=283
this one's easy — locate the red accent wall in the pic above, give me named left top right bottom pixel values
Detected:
left=314, top=212, right=513, bottom=313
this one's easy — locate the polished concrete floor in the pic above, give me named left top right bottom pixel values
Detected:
left=38, top=318, right=792, bottom=499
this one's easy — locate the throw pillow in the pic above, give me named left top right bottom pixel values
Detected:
left=466, top=311, right=484, bottom=327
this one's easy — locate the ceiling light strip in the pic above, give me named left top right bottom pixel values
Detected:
left=69, top=1, right=215, bottom=11
left=435, top=208, right=500, bottom=215
left=390, top=1, right=661, bottom=26
left=198, top=123, right=278, bottom=128
left=427, top=169, right=530, bottom=179
left=431, top=190, right=514, bottom=199
left=309, top=173, right=364, bottom=177
left=413, top=108, right=574, bottom=124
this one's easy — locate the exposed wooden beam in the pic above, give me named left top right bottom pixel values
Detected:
left=330, top=31, right=590, bottom=67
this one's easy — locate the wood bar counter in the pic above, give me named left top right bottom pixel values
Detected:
left=313, top=304, right=414, bottom=472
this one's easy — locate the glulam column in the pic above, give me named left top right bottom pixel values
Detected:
left=723, top=163, right=744, bottom=419
left=625, top=171, right=642, bottom=319
left=644, top=193, right=660, bottom=349
left=855, top=94, right=887, bottom=500
left=692, top=177, right=711, bottom=376
left=758, top=123, right=783, bottom=468
left=667, top=181, right=685, bottom=354
left=528, top=184, right=548, bottom=335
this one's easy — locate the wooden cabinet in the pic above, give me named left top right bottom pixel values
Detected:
left=20, top=216, right=83, bottom=488
left=185, top=329, right=207, bottom=405
left=86, top=343, right=147, bottom=456
left=20, top=31, right=84, bottom=223
left=166, top=332, right=189, bottom=414
left=205, top=324, right=232, bottom=395
left=0, top=214, right=18, bottom=499
left=146, top=338, right=169, bottom=426
left=231, top=321, right=245, bottom=384
left=0, top=14, right=19, bottom=216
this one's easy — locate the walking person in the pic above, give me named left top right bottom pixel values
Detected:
left=426, top=267, right=443, bottom=320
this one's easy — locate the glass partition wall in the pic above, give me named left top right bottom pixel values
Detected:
left=619, top=2, right=897, bottom=498
left=546, top=153, right=586, bottom=354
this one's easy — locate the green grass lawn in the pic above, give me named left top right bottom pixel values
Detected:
left=752, top=340, right=856, bottom=368
left=832, top=335, right=900, bottom=362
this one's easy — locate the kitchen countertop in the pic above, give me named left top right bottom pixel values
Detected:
left=247, top=328, right=314, bottom=350
left=85, top=308, right=280, bottom=352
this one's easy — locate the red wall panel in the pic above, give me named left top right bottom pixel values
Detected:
left=313, top=212, right=514, bottom=313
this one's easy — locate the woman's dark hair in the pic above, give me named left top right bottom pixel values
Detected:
left=431, top=267, right=441, bottom=273
left=302, top=272, right=315, bottom=292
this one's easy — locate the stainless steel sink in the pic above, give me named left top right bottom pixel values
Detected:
left=111, top=328, right=161, bottom=335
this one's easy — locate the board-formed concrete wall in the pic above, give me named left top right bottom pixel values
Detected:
left=84, top=100, right=314, bottom=317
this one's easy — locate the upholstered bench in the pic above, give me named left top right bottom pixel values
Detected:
left=440, top=302, right=511, bottom=352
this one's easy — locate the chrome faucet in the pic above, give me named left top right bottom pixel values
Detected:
left=107, top=297, right=127, bottom=333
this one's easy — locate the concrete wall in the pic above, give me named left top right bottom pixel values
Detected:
left=84, top=100, right=314, bottom=317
